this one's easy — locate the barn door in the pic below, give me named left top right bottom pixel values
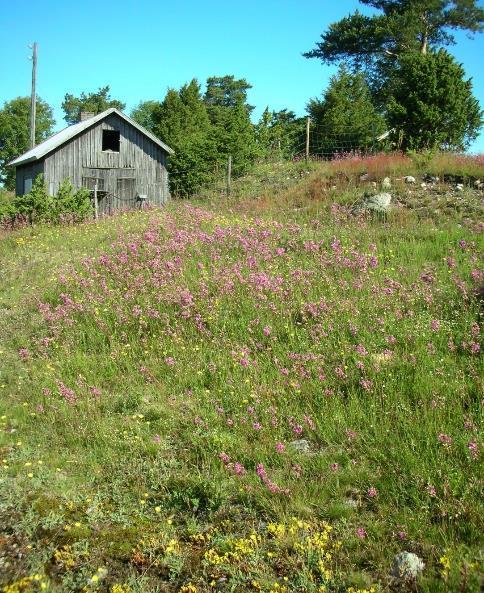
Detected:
left=116, top=178, right=136, bottom=209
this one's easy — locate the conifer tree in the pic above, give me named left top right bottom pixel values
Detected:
left=307, top=66, right=386, bottom=156
left=387, top=49, right=482, bottom=150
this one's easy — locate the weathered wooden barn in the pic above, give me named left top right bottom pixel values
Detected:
left=9, top=108, right=173, bottom=213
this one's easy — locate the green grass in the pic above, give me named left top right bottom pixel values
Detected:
left=0, top=159, right=483, bottom=593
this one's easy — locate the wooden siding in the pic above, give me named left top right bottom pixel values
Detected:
left=15, top=161, right=44, bottom=196
left=38, top=113, right=169, bottom=212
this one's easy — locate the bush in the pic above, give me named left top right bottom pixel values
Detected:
left=4, top=175, right=93, bottom=226
left=52, top=179, right=92, bottom=223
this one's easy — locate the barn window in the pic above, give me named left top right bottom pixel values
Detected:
left=23, top=176, right=33, bottom=193
left=102, top=129, right=120, bottom=152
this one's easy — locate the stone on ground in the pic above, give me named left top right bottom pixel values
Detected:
left=391, top=552, right=425, bottom=580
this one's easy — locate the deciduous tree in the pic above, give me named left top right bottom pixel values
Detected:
left=61, top=86, right=125, bottom=125
left=0, top=96, right=54, bottom=190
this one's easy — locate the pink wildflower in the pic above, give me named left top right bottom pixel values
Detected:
left=430, top=319, right=440, bottom=332
left=165, top=357, right=175, bottom=366
left=18, top=348, right=30, bottom=361
left=367, top=486, right=378, bottom=498
left=468, top=440, right=478, bottom=460
left=153, top=434, right=161, bottom=444
left=233, top=462, right=246, bottom=476
left=438, top=433, right=452, bottom=446
left=356, top=527, right=367, bottom=539
left=57, top=382, right=76, bottom=405
left=330, top=463, right=339, bottom=472
left=219, top=452, right=230, bottom=464
left=275, top=442, right=285, bottom=453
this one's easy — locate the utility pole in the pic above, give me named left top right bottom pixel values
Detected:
left=29, top=42, right=38, bottom=150
left=305, top=117, right=310, bottom=162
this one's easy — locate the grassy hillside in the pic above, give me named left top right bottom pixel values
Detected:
left=0, top=155, right=482, bottom=593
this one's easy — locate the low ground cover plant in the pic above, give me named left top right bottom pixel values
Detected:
left=0, top=155, right=482, bottom=592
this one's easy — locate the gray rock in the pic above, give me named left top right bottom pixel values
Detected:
left=289, top=439, right=311, bottom=454
left=363, top=192, right=392, bottom=213
left=404, top=175, right=416, bottom=184
left=456, top=183, right=464, bottom=192
left=420, top=182, right=427, bottom=189
left=359, top=173, right=370, bottom=182
left=382, top=177, right=392, bottom=189
left=391, top=552, right=425, bottom=580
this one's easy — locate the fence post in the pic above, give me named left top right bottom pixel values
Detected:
left=227, top=155, right=232, bottom=196
left=94, top=182, right=99, bottom=220
left=305, top=117, right=310, bottom=162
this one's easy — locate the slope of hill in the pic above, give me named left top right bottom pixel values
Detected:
left=0, top=155, right=482, bottom=593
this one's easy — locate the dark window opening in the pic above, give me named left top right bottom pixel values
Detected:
left=102, top=129, right=120, bottom=152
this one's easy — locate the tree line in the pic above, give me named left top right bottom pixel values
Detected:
left=0, top=0, right=482, bottom=197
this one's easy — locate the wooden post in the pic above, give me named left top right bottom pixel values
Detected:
left=305, top=117, right=310, bottom=162
left=94, top=183, right=99, bottom=220
left=29, top=42, right=37, bottom=150
left=227, top=155, right=232, bottom=196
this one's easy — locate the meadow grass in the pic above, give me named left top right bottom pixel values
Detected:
left=0, top=157, right=482, bottom=593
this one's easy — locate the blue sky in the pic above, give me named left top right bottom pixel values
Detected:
left=1, top=0, right=483, bottom=151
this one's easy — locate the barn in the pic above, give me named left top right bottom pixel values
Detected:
left=9, top=108, right=174, bottom=214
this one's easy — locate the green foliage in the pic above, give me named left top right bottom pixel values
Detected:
left=305, top=1, right=484, bottom=69
left=154, top=80, right=216, bottom=197
left=204, top=76, right=258, bottom=176
left=51, top=179, right=92, bottom=222
left=12, top=175, right=52, bottom=223
left=135, top=76, right=260, bottom=197
left=0, top=97, right=55, bottom=190
left=7, top=176, right=92, bottom=225
left=255, top=108, right=305, bottom=159
left=130, top=100, right=162, bottom=133
left=61, top=86, right=125, bottom=125
left=204, top=75, right=254, bottom=112
left=307, top=66, right=386, bottom=155
left=387, top=50, right=483, bottom=151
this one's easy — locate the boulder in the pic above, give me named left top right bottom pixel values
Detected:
left=391, top=552, right=425, bottom=580
left=359, top=192, right=392, bottom=214
left=289, top=439, right=311, bottom=454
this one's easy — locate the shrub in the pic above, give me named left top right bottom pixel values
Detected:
left=5, top=176, right=93, bottom=226
left=11, top=175, right=52, bottom=223
left=52, top=179, right=92, bottom=223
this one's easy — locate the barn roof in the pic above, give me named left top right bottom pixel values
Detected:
left=9, top=108, right=174, bottom=167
